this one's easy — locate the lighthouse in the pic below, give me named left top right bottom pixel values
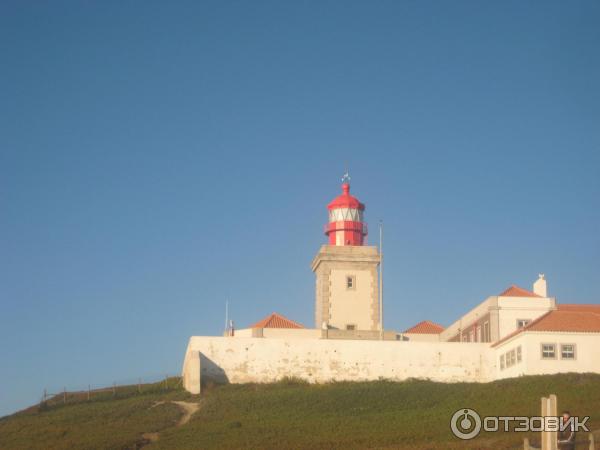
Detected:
left=311, top=174, right=381, bottom=331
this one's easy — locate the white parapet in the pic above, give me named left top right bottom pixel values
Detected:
left=181, top=336, right=495, bottom=394
left=182, top=348, right=201, bottom=394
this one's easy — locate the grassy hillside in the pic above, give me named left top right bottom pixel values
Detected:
left=1, top=373, right=599, bottom=450
left=0, top=379, right=193, bottom=450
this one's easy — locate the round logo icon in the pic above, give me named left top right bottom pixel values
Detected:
left=450, top=408, right=482, bottom=440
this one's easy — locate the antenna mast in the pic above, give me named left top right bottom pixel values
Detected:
left=224, top=300, right=229, bottom=336
left=379, top=220, right=384, bottom=339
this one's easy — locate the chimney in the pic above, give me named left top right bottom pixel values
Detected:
left=533, top=274, right=547, bottom=297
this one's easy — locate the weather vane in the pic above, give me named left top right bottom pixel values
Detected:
left=341, top=171, right=351, bottom=184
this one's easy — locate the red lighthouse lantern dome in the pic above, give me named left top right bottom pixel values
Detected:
left=325, top=173, right=368, bottom=246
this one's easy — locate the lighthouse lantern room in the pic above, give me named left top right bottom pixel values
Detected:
left=325, top=173, right=368, bottom=246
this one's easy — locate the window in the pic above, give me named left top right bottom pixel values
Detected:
left=483, top=322, right=490, bottom=343
left=329, top=208, right=363, bottom=222
left=541, top=343, right=556, bottom=359
left=505, top=349, right=516, bottom=367
left=346, top=324, right=356, bottom=331
left=517, top=319, right=531, bottom=329
left=561, top=344, right=576, bottom=360
left=346, top=276, right=355, bottom=290
left=501, top=346, right=522, bottom=369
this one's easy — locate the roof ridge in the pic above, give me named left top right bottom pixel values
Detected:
left=249, top=312, right=305, bottom=329
left=499, top=284, right=541, bottom=298
left=404, top=320, right=444, bottom=334
left=559, top=303, right=600, bottom=308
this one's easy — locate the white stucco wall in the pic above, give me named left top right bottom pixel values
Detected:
left=182, top=331, right=600, bottom=393
left=262, top=328, right=323, bottom=339
left=440, top=296, right=556, bottom=343
left=403, top=333, right=440, bottom=342
left=440, top=296, right=496, bottom=342
left=182, top=336, right=495, bottom=393
left=496, top=296, right=556, bottom=339
left=182, top=348, right=202, bottom=394
left=494, top=332, right=600, bottom=380
left=233, top=328, right=253, bottom=337
left=232, top=328, right=322, bottom=339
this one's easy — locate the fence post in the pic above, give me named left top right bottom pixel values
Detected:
left=87, top=385, right=91, bottom=401
left=113, top=382, right=116, bottom=397
left=44, top=388, right=47, bottom=402
left=63, top=387, right=66, bottom=404
left=549, top=395, right=557, bottom=450
left=590, top=433, right=595, bottom=450
left=541, top=397, right=548, bottom=450
left=40, top=388, right=47, bottom=408
left=138, top=378, right=141, bottom=394
left=540, top=394, right=558, bottom=450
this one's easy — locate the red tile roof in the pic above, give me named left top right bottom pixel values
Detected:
left=527, top=305, right=600, bottom=332
left=499, top=285, right=541, bottom=298
left=404, top=320, right=444, bottom=334
left=558, top=304, right=600, bottom=313
left=493, top=304, right=600, bottom=347
left=249, top=312, right=305, bottom=329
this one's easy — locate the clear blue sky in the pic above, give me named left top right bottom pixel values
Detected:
left=1, top=1, right=599, bottom=417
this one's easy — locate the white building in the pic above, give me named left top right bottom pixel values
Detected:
left=182, top=178, right=600, bottom=394
left=492, top=303, right=600, bottom=379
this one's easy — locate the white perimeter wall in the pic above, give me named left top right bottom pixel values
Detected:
left=232, top=329, right=322, bottom=339
left=262, top=329, right=322, bottom=339
left=182, top=337, right=495, bottom=393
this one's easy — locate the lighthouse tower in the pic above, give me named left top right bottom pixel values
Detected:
left=311, top=174, right=381, bottom=331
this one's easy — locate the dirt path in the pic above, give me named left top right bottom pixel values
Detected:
left=139, top=400, right=200, bottom=447
left=141, top=432, right=159, bottom=443
left=171, top=401, right=200, bottom=426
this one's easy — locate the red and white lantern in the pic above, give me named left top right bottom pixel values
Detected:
left=325, top=174, right=368, bottom=246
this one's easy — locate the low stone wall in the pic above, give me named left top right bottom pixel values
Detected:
left=322, top=329, right=401, bottom=340
left=182, top=336, right=495, bottom=393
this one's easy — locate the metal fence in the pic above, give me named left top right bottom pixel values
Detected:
left=39, top=375, right=182, bottom=409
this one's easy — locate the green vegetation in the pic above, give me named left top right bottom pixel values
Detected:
left=2, top=373, right=599, bottom=449
left=0, top=378, right=193, bottom=450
